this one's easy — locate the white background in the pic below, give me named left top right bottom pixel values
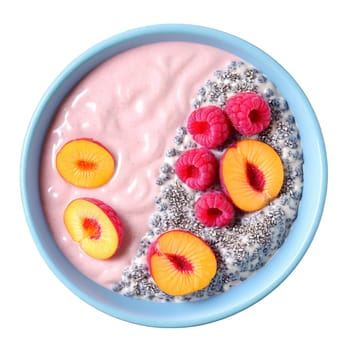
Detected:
left=1, top=0, right=348, bottom=349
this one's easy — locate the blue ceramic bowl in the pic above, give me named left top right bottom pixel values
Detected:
left=20, top=24, right=327, bottom=327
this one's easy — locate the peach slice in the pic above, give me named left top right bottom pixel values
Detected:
left=63, top=198, right=123, bottom=260
left=220, top=139, right=284, bottom=212
left=147, top=230, right=217, bottom=296
left=56, top=138, right=115, bottom=188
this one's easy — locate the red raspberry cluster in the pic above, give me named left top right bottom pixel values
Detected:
left=175, top=146, right=234, bottom=228
left=175, top=92, right=271, bottom=228
left=187, top=106, right=231, bottom=149
left=175, top=148, right=218, bottom=191
left=188, top=91, right=271, bottom=146
left=225, top=92, right=271, bottom=136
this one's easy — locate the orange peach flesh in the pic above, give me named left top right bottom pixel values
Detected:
left=64, top=198, right=120, bottom=260
left=56, top=139, right=115, bottom=188
left=221, top=140, right=284, bottom=212
left=149, top=230, right=217, bottom=296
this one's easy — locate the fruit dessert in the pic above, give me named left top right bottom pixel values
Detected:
left=40, top=41, right=303, bottom=302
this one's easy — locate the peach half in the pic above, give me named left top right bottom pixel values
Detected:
left=220, top=139, right=284, bottom=212
left=63, top=198, right=123, bottom=260
left=56, top=138, right=115, bottom=188
left=147, top=230, right=217, bottom=296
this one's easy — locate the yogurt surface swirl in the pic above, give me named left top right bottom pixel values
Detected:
left=40, top=42, right=238, bottom=288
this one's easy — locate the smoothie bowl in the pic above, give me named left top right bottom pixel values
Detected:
left=20, top=24, right=327, bottom=327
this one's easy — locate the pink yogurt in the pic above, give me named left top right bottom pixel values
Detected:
left=40, top=42, right=236, bottom=289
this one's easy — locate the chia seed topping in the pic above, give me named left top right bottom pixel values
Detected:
left=112, top=60, right=304, bottom=302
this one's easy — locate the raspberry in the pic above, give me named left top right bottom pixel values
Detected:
left=195, top=191, right=234, bottom=227
left=225, top=92, right=271, bottom=136
left=175, top=148, right=218, bottom=191
left=187, top=105, right=231, bottom=148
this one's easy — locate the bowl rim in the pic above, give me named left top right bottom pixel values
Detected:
left=20, top=23, right=328, bottom=328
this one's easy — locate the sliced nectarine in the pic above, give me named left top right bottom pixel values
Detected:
left=220, top=139, right=284, bottom=212
left=64, top=198, right=123, bottom=260
left=148, top=230, right=217, bottom=296
left=56, top=138, right=115, bottom=188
